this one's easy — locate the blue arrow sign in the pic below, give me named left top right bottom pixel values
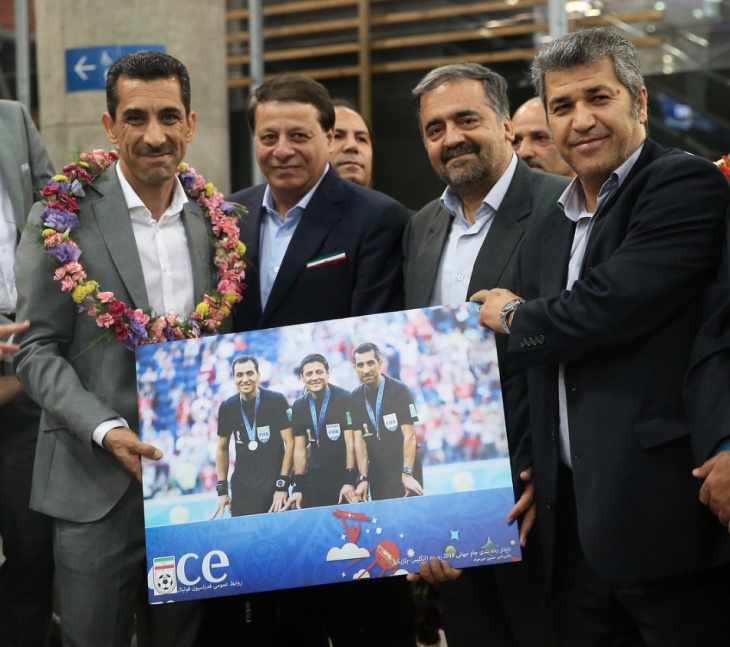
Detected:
left=65, top=45, right=166, bottom=93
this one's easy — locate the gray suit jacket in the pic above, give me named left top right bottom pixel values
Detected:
left=403, top=159, right=569, bottom=308
left=14, top=163, right=214, bottom=522
left=0, top=99, right=53, bottom=328
left=403, top=159, right=569, bottom=479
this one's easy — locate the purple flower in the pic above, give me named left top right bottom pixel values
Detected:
left=46, top=242, right=82, bottom=264
left=164, top=321, right=177, bottom=341
left=42, top=208, right=79, bottom=231
left=179, top=172, right=196, bottom=190
left=69, top=179, right=85, bottom=198
left=121, top=313, right=149, bottom=351
left=220, top=202, right=235, bottom=214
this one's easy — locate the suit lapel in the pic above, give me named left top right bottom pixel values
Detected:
left=91, top=165, right=150, bottom=311
left=181, top=201, right=210, bottom=301
left=467, top=161, right=531, bottom=294
left=416, top=205, right=452, bottom=305
left=262, top=169, right=344, bottom=321
left=236, top=188, right=264, bottom=319
left=543, top=213, right=575, bottom=297
left=0, top=131, right=23, bottom=229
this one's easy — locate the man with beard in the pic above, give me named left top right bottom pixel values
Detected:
left=403, top=63, right=565, bottom=647
left=512, top=97, right=575, bottom=178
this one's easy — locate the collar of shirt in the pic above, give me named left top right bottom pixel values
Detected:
left=439, top=153, right=518, bottom=231
left=115, top=162, right=188, bottom=223
left=558, top=143, right=645, bottom=222
left=261, top=163, right=330, bottom=223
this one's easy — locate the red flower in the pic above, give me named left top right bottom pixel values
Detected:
left=109, top=299, right=126, bottom=317
left=112, top=320, right=129, bottom=340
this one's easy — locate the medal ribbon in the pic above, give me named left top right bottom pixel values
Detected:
left=309, top=385, right=331, bottom=441
left=365, top=376, right=385, bottom=435
left=240, top=389, right=261, bottom=443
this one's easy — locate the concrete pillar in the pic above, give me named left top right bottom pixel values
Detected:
left=34, top=0, right=231, bottom=193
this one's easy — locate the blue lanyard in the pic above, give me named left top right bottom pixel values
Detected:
left=239, top=390, right=260, bottom=442
left=365, top=377, right=385, bottom=435
left=308, top=385, right=331, bottom=440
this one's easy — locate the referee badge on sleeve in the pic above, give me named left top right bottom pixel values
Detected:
left=383, top=413, right=398, bottom=432
left=326, top=423, right=341, bottom=441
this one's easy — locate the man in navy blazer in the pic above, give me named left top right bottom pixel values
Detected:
left=475, top=28, right=730, bottom=643
left=227, top=77, right=408, bottom=333
left=211, top=76, right=413, bottom=647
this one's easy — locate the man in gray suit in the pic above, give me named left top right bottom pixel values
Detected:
left=403, top=63, right=567, bottom=647
left=13, top=52, right=207, bottom=646
left=0, top=99, right=54, bottom=647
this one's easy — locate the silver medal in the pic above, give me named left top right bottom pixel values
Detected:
left=248, top=440, right=258, bottom=451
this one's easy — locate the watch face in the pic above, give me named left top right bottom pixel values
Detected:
left=276, top=479, right=286, bottom=488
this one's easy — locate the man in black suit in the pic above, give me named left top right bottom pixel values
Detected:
left=207, top=76, right=414, bottom=647
left=404, top=62, right=565, bottom=647
left=227, top=75, right=408, bottom=332
left=475, top=27, right=730, bottom=643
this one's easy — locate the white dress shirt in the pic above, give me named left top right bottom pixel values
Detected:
left=93, top=163, right=195, bottom=446
left=0, top=175, right=17, bottom=315
left=430, top=154, right=518, bottom=307
left=259, top=165, right=329, bottom=309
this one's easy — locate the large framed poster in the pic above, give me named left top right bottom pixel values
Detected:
left=138, top=303, right=521, bottom=603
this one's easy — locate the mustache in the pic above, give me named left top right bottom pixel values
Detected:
left=137, top=145, right=174, bottom=155
left=441, top=142, right=480, bottom=164
left=525, top=159, right=543, bottom=169
left=566, top=128, right=610, bottom=146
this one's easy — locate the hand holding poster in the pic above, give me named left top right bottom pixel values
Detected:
left=138, top=304, right=521, bottom=602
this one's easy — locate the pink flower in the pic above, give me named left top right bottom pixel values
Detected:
left=61, top=276, right=78, bottom=291
left=44, top=233, right=63, bottom=248
left=97, top=292, right=114, bottom=303
left=88, top=304, right=99, bottom=316
left=96, top=313, right=115, bottom=328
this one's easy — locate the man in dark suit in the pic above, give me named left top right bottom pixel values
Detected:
left=404, top=62, right=565, bottom=647
left=13, top=52, right=209, bottom=647
left=0, top=99, right=54, bottom=647
left=686, top=207, right=730, bottom=530
left=227, top=76, right=408, bottom=333
left=208, top=75, right=414, bottom=647
left=475, top=27, right=730, bottom=643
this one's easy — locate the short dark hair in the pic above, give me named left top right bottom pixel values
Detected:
left=530, top=27, right=644, bottom=108
left=231, top=355, right=259, bottom=375
left=332, top=97, right=374, bottom=139
left=352, top=342, right=381, bottom=362
left=299, top=353, right=329, bottom=375
left=412, top=63, right=510, bottom=127
left=247, top=76, right=335, bottom=133
left=105, top=50, right=192, bottom=120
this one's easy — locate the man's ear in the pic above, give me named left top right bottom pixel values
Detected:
left=101, top=112, right=118, bottom=145
left=503, top=115, right=515, bottom=143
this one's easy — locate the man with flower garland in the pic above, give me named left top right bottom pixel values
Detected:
left=12, top=51, right=235, bottom=646
left=0, top=99, right=55, bottom=647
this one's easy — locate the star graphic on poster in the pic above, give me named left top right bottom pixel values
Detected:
left=399, top=533, right=404, bottom=539
left=341, top=535, right=346, bottom=541
left=450, top=530, right=460, bottom=540
left=366, top=528, right=370, bottom=533
left=342, top=572, right=347, bottom=578
left=376, top=528, right=382, bottom=534
left=407, top=548, right=415, bottom=558
left=373, top=518, right=377, bottom=524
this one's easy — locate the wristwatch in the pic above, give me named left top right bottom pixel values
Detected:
left=499, top=298, right=525, bottom=333
left=274, top=476, right=289, bottom=492
left=402, top=466, right=414, bottom=475
left=355, top=474, right=369, bottom=485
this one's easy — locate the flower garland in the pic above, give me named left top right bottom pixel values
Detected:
left=716, top=155, right=730, bottom=182
left=39, top=149, right=247, bottom=350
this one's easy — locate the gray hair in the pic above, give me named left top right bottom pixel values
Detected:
left=412, top=63, right=510, bottom=124
left=530, top=27, right=644, bottom=107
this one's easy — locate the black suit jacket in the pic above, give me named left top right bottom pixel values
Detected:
left=685, top=206, right=730, bottom=460
left=509, top=139, right=730, bottom=586
left=228, top=168, right=409, bottom=331
left=403, top=160, right=569, bottom=476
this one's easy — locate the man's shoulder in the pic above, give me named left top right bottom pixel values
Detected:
left=328, top=383, right=352, bottom=401
left=409, top=198, right=446, bottom=229
left=384, top=375, right=410, bottom=393
left=226, top=183, right=266, bottom=208
left=219, top=393, right=239, bottom=411
left=259, top=386, right=288, bottom=404
left=324, top=171, right=410, bottom=221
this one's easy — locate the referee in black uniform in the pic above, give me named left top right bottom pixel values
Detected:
left=286, top=354, right=368, bottom=509
left=212, top=355, right=294, bottom=518
left=350, top=342, right=424, bottom=500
